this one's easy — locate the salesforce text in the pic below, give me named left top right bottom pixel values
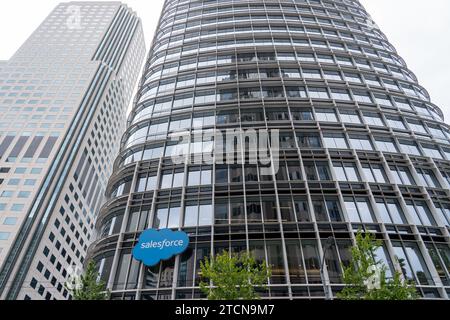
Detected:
left=140, top=239, right=184, bottom=250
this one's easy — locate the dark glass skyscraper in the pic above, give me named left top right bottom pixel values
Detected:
left=89, top=0, right=450, bottom=300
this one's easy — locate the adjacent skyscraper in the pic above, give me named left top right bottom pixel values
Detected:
left=90, top=0, right=450, bottom=300
left=0, top=2, right=145, bottom=299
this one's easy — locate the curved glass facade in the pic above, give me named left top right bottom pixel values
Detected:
left=89, top=0, right=450, bottom=300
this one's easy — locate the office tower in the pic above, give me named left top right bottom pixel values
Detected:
left=90, top=0, right=450, bottom=300
left=0, top=2, right=145, bottom=300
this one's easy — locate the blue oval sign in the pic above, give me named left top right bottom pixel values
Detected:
left=132, top=229, right=189, bottom=266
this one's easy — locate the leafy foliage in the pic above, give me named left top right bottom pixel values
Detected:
left=65, top=260, right=110, bottom=300
left=199, top=251, right=272, bottom=300
left=337, top=231, right=419, bottom=300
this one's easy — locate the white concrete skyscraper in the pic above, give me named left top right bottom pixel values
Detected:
left=0, top=2, right=145, bottom=300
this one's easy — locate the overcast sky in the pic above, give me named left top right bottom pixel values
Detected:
left=0, top=0, right=449, bottom=120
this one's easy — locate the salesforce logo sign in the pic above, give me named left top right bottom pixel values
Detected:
left=132, top=229, right=189, bottom=266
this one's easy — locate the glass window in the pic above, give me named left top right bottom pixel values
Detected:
left=309, top=87, right=329, bottom=99
left=375, top=199, right=406, bottom=224
left=286, top=240, right=307, bottom=284
left=294, top=198, right=310, bottom=222
left=196, top=72, right=216, bottom=85
left=344, top=72, right=362, bottom=84
left=154, top=206, right=169, bottom=229
left=344, top=198, right=361, bottom=223
left=215, top=201, right=228, bottom=225
left=266, top=240, right=287, bottom=284
left=282, top=68, right=301, bottom=78
left=425, top=243, right=450, bottom=285
left=172, top=172, right=184, bottom=188
left=399, top=141, right=422, bottom=156
left=0, top=232, right=10, bottom=240
left=415, top=168, right=440, bottom=188
left=312, top=197, right=342, bottom=222
left=135, top=175, right=147, bottom=192
left=184, top=204, right=198, bottom=227
left=177, top=75, right=195, bottom=88
left=304, top=162, right=331, bottom=181
left=167, top=206, right=181, bottom=229
left=344, top=197, right=374, bottom=223
left=215, top=166, right=228, bottom=184
left=127, top=126, right=148, bottom=147
left=362, top=164, right=387, bottom=183
left=421, top=145, right=443, bottom=160
left=169, top=117, right=191, bottom=131
left=405, top=201, right=436, bottom=226
left=389, top=166, right=415, bottom=185
left=393, top=242, right=433, bottom=285
left=386, top=116, right=406, bottom=130
left=297, top=53, right=315, bottom=62
left=23, top=135, right=44, bottom=159
left=375, top=137, right=398, bottom=153
left=303, top=69, right=322, bottom=79
left=247, top=198, right=262, bottom=223
left=336, top=56, right=353, bottom=66
left=198, top=203, right=213, bottom=226
left=300, top=240, right=321, bottom=284
left=375, top=245, right=394, bottom=279
left=427, top=125, right=447, bottom=140
left=323, top=70, right=342, bottom=81
left=324, top=240, right=352, bottom=283
left=382, top=79, right=399, bottom=90
left=374, top=94, right=393, bottom=107
left=160, top=172, right=173, bottom=189
left=195, top=91, right=217, bottom=104
left=279, top=198, right=296, bottom=222
left=297, top=133, right=321, bottom=148
left=173, top=94, right=193, bottom=109
left=3, top=217, right=17, bottom=225
left=187, top=170, right=200, bottom=186
left=333, top=162, right=359, bottom=181
left=291, top=108, right=313, bottom=121
left=7, top=135, right=29, bottom=160
left=349, top=135, right=373, bottom=150
left=434, top=203, right=450, bottom=226
left=407, top=120, right=427, bottom=134
left=317, top=54, right=334, bottom=63
left=277, top=52, right=296, bottom=61
left=117, top=253, right=139, bottom=291
left=394, top=98, right=412, bottom=110
left=331, top=89, right=351, bottom=101
left=323, top=133, right=348, bottom=149
left=286, top=86, right=307, bottom=98
left=11, top=204, right=24, bottom=212
left=315, top=109, right=337, bottom=122
left=353, top=91, right=373, bottom=104
left=339, top=110, right=361, bottom=124
left=267, top=108, right=290, bottom=121
left=363, top=112, right=384, bottom=126
left=38, top=136, right=58, bottom=159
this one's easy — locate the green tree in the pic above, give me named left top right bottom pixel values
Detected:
left=65, top=261, right=110, bottom=300
left=199, top=250, right=272, bottom=300
left=337, top=231, right=419, bottom=300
